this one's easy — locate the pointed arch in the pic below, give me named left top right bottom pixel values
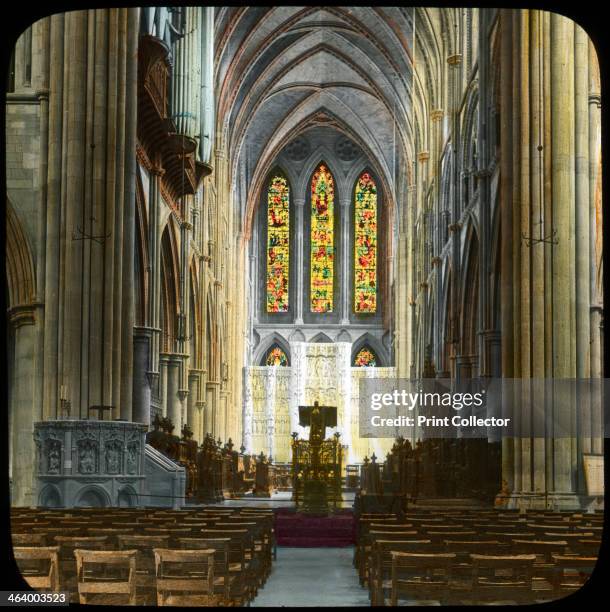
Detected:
left=310, top=331, right=333, bottom=344
left=134, top=169, right=148, bottom=326
left=266, top=168, right=291, bottom=313
left=6, top=199, right=35, bottom=313
left=189, top=258, right=201, bottom=369
left=460, top=223, right=479, bottom=358
left=264, top=345, right=290, bottom=367
left=353, top=346, right=378, bottom=367
left=351, top=332, right=387, bottom=366
left=254, top=332, right=291, bottom=365
left=353, top=169, right=378, bottom=313
left=160, top=220, right=180, bottom=352
left=310, top=161, right=335, bottom=313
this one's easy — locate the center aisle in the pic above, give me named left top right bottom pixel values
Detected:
left=251, top=547, right=369, bottom=607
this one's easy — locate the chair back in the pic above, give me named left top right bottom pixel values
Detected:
left=13, top=546, right=60, bottom=592
left=154, top=548, right=216, bottom=606
left=74, top=549, right=137, bottom=606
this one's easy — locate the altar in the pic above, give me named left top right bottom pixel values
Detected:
left=243, top=341, right=397, bottom=464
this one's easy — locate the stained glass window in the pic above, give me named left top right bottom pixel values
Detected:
left=266, top=346, right=288, bottom=366
left=354, top=347, right=377, bottom=367
left=311, top=164, right=334, bottom=313
left=354, top=172, right=377, bottom=313
left=267, top=175, right=290, bottom=313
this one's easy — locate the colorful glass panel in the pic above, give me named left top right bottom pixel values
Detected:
left=266, top=346, right=288, bottom=367
left=310, top=164, right=334, bottom=313
left=354, top=172, right=377, bottom=313
left=354, top=347, right=377, bottom=367
left=266, top=175, right=290, bottom=312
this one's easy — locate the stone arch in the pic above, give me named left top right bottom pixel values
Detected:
left=160, top=220, right=180, bottom=353
left=255, top=332, right=291, bottom=366
left=134, top=167, right=149, bottom=326
left=6, top=198, right=35, bottom=319
left=310, top=332, right=333, bottom=344
left=75, top=485, right=111, bottom=508
left=336, top=329, right=352, bottom=343
left=440, top=263, right=453, bottom=376
left=460, top=223, right=479, bottom=360
left=189, top=259, right=201, bottom=369
left=117, top=485, right=138, bottom=507
left=351, top=332, right=387, bottom=366
left=460, top=86, right=479, bottom=207
left=38, top=484, right=62, bottom=508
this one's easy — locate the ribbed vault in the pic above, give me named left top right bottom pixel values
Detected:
left=215, top=7, right=425, bottom=235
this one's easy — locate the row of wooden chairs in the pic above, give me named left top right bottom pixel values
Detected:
left=13, top=546, right=222, bottom=606
left=12, top=507, right=276, bottom=606
left=354, top=511, right=601, bottom=605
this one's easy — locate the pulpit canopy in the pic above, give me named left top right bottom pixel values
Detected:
left=298, top=404, right=337, bottom=428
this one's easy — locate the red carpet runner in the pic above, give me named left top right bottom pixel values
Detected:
left=274, top=510, right=356, bottom=547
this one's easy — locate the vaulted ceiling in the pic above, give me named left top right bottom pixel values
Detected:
left=215, top=7, right=427, bottom=235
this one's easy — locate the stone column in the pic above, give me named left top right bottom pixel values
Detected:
left=588, top=38, right=603, bottom=456
left=187, top=374, right=199, bottom=438
left=159, top=354, right=170, bottom=418
left=132, top=329, right=152, bottom=425
left=8, top=314, right=37, bottom=506
left=289, top=342, right=307, bottom=437
left=499, top=9, right=516, bottom=494
left=40, top=9, right=139, bottom=423
left=264, top=369, right=276, bottom=459
left=294, top=198, right=305, bottom=324
left=242, top=368, right=254, bottom=453
left=335, top=342, right=353, bottom=462
left=550, top=13, right=576, bottom=499
left=340, top=196, right=350, bottom=324
left=166, top=356, right=183, bottom=432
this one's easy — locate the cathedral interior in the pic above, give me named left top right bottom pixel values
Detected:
left=5, top=6, right=605, bottom=605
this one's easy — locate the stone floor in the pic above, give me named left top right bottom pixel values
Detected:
left=251, top=547, right=370, bottom=607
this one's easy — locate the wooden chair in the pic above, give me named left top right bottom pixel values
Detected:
left=200, top=528, right=258, bottom=600
left=369, top=540, right=432, bottom=606
left=154, top=548, right=218, bottom=606
left=215, top=521, right=271, bottom=584
left=55, top=536, right=108, bottom=597
left=117, top=535, right=170, bottom=605
left=570, top=539, right=601, bottom=557
left=87, top=528, right=135, bottom=548
left=358, top=530, right=419, bottom=586
left=486, top=531, right=537, bottom=543
left=511, top=540, right=569, bottom=597
left=470, top=554, right=536, bottom=604
left=74, top=549, right=137, bottom=606
left=390, top=552, right=456, bottom=605
left=12, top=533, right=47, bottom=547
left=13, top=547, right=60, bottom=592
left=178, top=537, right=246, bottom=605
left=551, top=554, right=598, bottom=597
left=425, top=530, right=477, bottom=546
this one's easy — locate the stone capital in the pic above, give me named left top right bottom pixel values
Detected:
left=8, top=303, right=42, bottom=328
left=430, top=109, right=444, bottom=122
left=418, top=151, right=430, bottom=163
left=447, top=54, right=462, bottom=66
